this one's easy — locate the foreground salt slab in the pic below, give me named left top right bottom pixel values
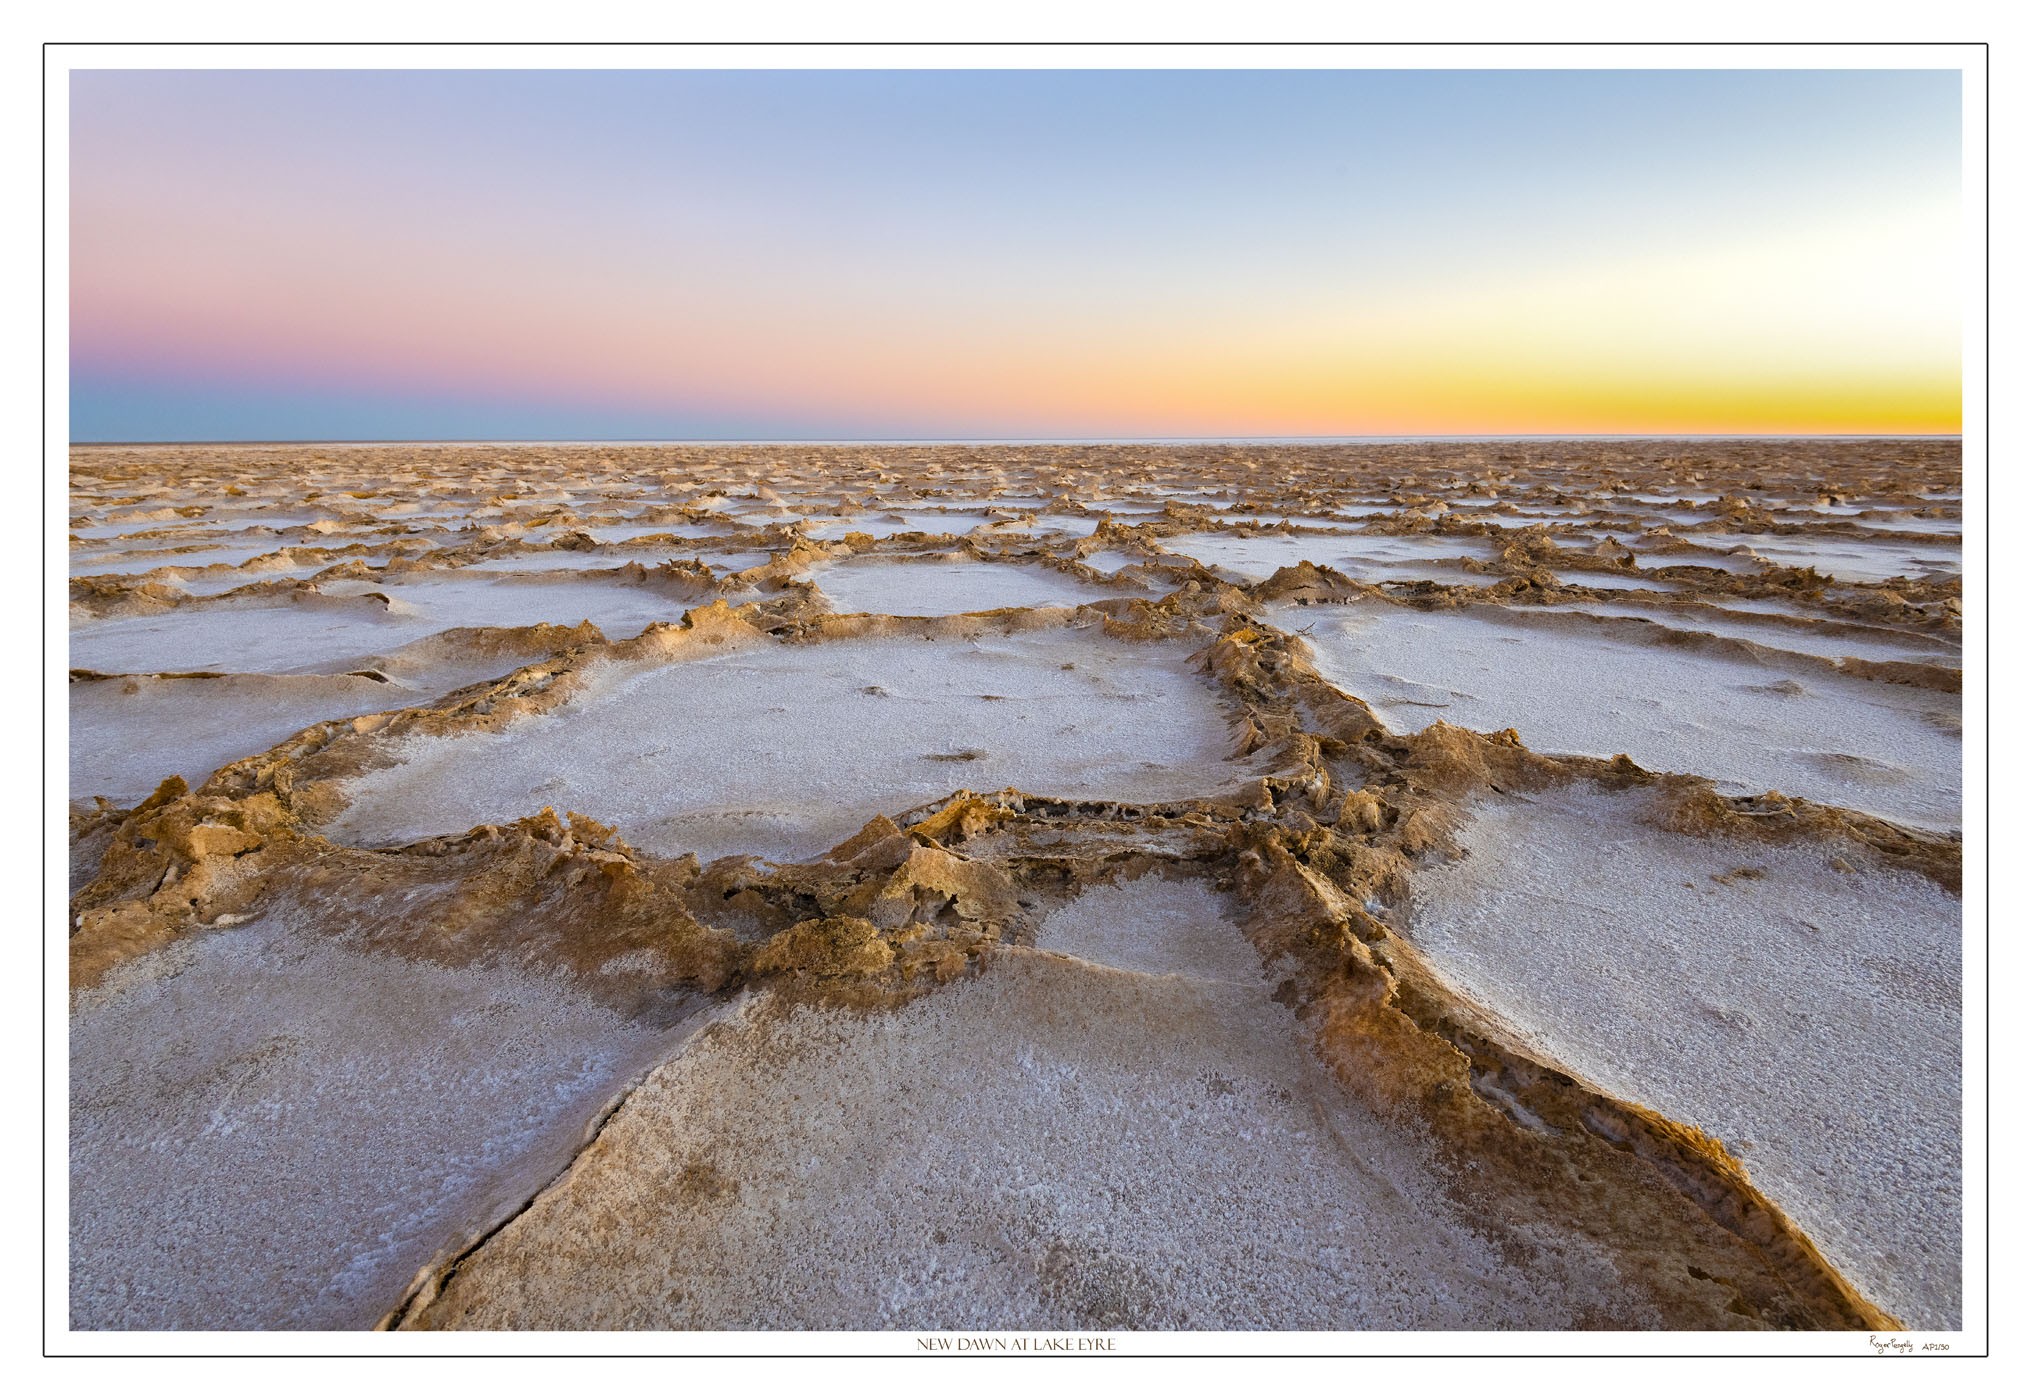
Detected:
left=70, top=912, right=691, bottom=1330
left=1273, top=601, right=1960, bottom=831
left=404, top=877, right=1633, bottom=1330
left=1408, top=784, right=1960, bottom=1328
left=328, top=629, right=1261, bottom=862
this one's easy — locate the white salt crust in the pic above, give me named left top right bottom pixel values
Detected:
left=1408, top=784, right=1961, bottom=1327
left=1270, top=601, right=1960, bottom=832
left=69, top=913, right=695, bottom=1329
left=327, top=629, right=1264, bottom=862
left=807, top=557, right=1121, bottom=615
left=70, top=574, right=695, bottom=676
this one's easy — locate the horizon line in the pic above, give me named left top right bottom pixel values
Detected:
left=70, top=433, right=1968, bottom=448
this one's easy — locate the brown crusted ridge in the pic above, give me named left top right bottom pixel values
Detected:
left=1202, top=624, right=1948, bottom=1327
left=1226, top=825, right=1898, bottom=1331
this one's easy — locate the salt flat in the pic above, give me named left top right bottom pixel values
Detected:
left=69, top=438, right=1965, bottom=1334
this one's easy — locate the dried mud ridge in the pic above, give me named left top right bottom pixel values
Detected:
left=68, top=440, right=1962, bottom=1331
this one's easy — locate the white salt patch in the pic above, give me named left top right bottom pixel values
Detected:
left=71, top=576, right=693, bottom=676
left=1270, top=602, right=1960, bottom=831
left=1016, top=513, right=1100, bottom=538
left=1536, top=601, right=1957, bottom=667
left=806, top=512, right=996, bottom=540
left=1164, top=532, right=1492, bottom=584
left=809, top=559, right=1116, bottom=615
left=453, top=551, right=694, bottom=573
left=71, top=543, right=290, bottom=576
left=1034, top=873, right=1267, bottom=984
left=71, top=673, right=394, bottom=803
left=69, top=914, right=687, bottom=1329
left=1410, top=785, right=1960, bottom=1327
left=1873, top=517, right=1963, bottom=538
left=1630, top=545, right=1766, bottom=575
left=328, top=629, right=1261, bottom=862
left=1694, top=533, right=1961, bottom=584
left=70, top=636, right=557, bottom=803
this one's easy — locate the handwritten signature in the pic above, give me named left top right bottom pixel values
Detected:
left=1868, top=1334, right=1950, bottom=1355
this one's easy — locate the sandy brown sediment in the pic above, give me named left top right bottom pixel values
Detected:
left=67, top=440, right=1962, bottom=1331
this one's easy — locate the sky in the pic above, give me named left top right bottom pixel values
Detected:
left=69, top=68, right=1963, bottom=441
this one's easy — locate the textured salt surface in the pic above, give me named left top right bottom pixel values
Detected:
left=69, top=441, right=1968, bottom=1334
left=411, top=878, right=1632, bottom=1330
left=808, top=558, right=1118, bottom=615
left=580, top=521, right=727, bottom=542
left=329, top=630, right=1261, bottom=861
left=1693, top=532, right=1961, bottom=583
left=71, top=577, right=691, bottom=675
left=454, top=551, right=701, bottom=572
left=72, top=673, right=393, bottom=803
left=1164, top=532, right=1492, bottom=583
left=1273, top=602, right=1960, bottom=831
left=806, top=511, right=996, bottom=540
left=70, top=913, right=688, bottom=1329
left=1537, top=601, right=1956, bottom=667
left=71, top=543, right=292, bottom=575
left=71, top=637, right=553, bottom=803
left=1409, top=785, right=1961, bottom=1327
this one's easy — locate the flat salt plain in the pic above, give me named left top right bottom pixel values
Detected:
left=1271, top=601, right=1960, bottom=832
left=1410, top=784, right=1961, bottom=1328
left=69, top=440, right=1967, bottom=1334
left=404, top=877, right=1631, bottom=1330
left=327, top=628, right=1261, bottom=862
